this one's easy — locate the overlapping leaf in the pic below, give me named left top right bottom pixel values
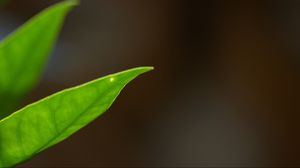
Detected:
left=0, top=0, right=77, bottom=119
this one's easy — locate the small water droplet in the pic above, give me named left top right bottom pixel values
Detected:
left=109, top=77, right=115, bottom=82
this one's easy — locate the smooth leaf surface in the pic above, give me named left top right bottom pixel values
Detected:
left=0, top=67, right=153, bottom=167
left=0, top=0, right=77, bottom=119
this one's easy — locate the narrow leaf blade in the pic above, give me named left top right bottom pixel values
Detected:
left=0, top=0, right=77, bottom=119
left=0, top=66, right=153, bottom=167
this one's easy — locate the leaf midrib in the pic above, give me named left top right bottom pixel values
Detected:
left=27, top=82, right=117, bottom=161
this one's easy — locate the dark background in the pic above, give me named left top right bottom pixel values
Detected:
left=1, top=0, right=300, bottom=167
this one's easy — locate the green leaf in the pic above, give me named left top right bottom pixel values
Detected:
left=0, top=0, right=78, bottom=120
left=0, top=66, right=153, bottom=167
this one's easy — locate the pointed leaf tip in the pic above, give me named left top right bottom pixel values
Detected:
left=0, top=66, right=153, bottom=167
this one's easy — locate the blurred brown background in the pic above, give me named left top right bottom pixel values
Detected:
left=1, top=0, right=300, bottom=167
